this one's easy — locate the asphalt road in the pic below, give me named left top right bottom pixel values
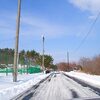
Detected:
left=13, top=73, right=100, bottom=100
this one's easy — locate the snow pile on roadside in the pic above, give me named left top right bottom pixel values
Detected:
left=65, top=71, right=100, bottom=87
left=0, top=73, right=49, bottom=100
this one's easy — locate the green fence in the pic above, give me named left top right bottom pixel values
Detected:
left=0, top=68, right=13, bottom=73
left=28, top=65, right=41, bottom=74
left=0, top=65, right=42, bottom=74
left=18, top=65, right=42, bottom=74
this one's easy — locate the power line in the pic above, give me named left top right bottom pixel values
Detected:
left=0, top=37, right=15, bottom=43
left=74, top=12, right=100, bottom=54
left=0, top=33, right=27, bottom=44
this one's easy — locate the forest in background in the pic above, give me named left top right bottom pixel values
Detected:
left=0, top=48, right=100, bottom=75
left=0, top=48, right=56, bottom=70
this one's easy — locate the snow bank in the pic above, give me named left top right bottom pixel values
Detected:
left=65, top=71, right=100, bottom=87
left=0, top=73, right=49, bottom=100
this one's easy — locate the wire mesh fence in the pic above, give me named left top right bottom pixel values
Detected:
left=0, top=49, right=42, bottom=75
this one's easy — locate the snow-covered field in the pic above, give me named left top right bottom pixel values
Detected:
left=65, top=71, right=100, bottom=87
left=0, top=73, right=49, bottom=100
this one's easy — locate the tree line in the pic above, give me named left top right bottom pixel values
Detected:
left=56, top=54, right=100, bottom=75
left=0, top=48, right=56, bottom=69
left=79, top=55, right=100, bottom=75
left=1, top=48, right=100, bottom=75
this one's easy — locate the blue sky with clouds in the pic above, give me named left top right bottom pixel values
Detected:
left=0, top=0, right=100, bottom=63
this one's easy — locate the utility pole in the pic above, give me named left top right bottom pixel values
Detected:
left=67, top=51, right=69, bottom=68
left=42, top=35, right=45, bottom=71
left=17, top=52, right=19, bottom=68
left=13, top=0, right=21, bottom=82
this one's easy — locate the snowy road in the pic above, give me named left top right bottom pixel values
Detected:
left=14, top=73, right=100, bottom=100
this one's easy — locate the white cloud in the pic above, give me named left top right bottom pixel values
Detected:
left=0, top=13, right=89, bottom=40
left=88, top=15, right=97, bottom=19
left=20, top=15, right=89, bottom=39
left=20, top=16, right=70, bottom=38
left=69, top=0, right=100, bottom=15
left=0, top=13, right=64, bottom=38
left=0, top=13, right=16, bottom=35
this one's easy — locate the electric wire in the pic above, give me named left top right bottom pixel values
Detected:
left=74, top=12, right=100, bottom=54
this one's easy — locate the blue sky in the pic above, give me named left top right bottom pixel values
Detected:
left=0, top=0, right=100, bottom=63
